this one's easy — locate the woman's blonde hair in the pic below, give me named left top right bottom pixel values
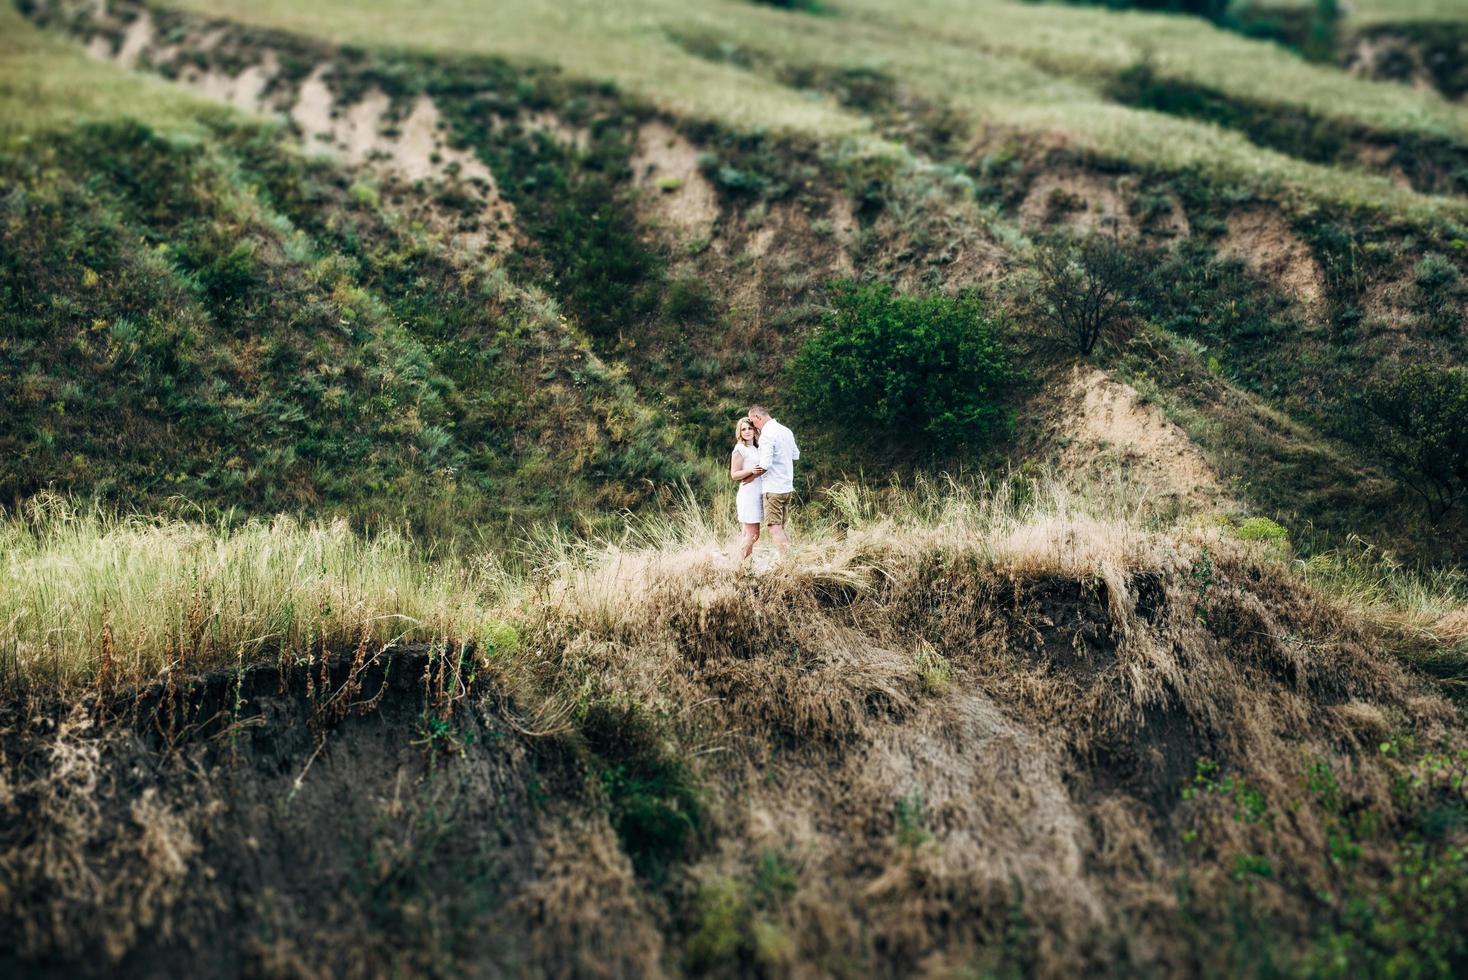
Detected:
left=735, top=416, right=759, bottom=448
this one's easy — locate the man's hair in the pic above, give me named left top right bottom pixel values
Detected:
left=747, top=405, right=769, bottom=419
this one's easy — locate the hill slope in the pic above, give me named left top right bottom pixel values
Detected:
left=8, top=0, right=1468, bottom=558
left=5, top=4, right=1468, bottom=973
left=2, top=487, right=1467, bottom=976
left=3, top=3, right=705, bottom=541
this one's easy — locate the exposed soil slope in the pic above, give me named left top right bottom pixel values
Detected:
left=0, top=647, right=664, bottom=978
left=3, top=528, right=1465, bottom=976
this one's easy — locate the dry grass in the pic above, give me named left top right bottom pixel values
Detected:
left=1300, top=540, right=1468, bottom=637
left=0, top=496, right=510, bottom=694
left=7, top=472, right=1461, bottom=698
left=0, top=705, right=201, bottom=963
left=510, top=475, right=1465, bottom=974
left=3, top=475, right=1466, bottom=973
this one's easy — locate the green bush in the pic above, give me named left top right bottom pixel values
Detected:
left=664, top=276, right=716, bottom=323
left=790, top=283, right=1017, bottom=453
left=1235, top=516, right=1289, bottom=545
left=582, top=700, right=703, bottom=881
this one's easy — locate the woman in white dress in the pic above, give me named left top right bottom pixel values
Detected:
left=730, top=416, right=764, bottom=560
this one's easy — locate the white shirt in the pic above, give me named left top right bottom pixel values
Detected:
left=756, top=418, right=800, bottom=493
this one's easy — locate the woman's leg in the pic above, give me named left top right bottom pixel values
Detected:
left=740, top=522, right=761, bottom=559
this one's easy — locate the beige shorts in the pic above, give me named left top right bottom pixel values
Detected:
left=763, top=492, right=793, bottom=527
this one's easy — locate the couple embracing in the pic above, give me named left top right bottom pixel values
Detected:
left=730, top=405, right=799, bottom=561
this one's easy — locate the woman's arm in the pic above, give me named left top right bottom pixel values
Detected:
left=731, top=450, right=756, bottom=481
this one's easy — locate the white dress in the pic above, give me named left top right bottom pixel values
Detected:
left=734, top=443, right=764, bottom=525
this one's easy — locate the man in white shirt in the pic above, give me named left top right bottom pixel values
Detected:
left=747, top=405, right=799, bottom=554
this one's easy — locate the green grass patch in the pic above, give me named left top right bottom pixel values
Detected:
left=1109, top=58, right=1468, bottom=196
left=581, top=700, right=703, bottom=881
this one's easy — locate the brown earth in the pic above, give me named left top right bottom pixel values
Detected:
left=1216, top=207, right=1325, bottom=311
left=1051, top=365, right=1235, bottom=515
left=630, top=120, right=721, bottom=244
left=2, top=535, right=1458, bottom=976
left=1020, top=171, right=1140, bottom=238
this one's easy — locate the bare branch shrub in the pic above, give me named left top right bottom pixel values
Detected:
left=1356, top=364, right=1468, bottom=522
left=1034, top=232, right=1149, bottom=355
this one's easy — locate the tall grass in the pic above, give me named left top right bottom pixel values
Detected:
left=0, top=473, right=1175, bottom=694
left=1297, top=537, right=1468, bottom=691
left=5, top=474, right=1463, bottom=697
left=528, top=470, right=1199, bottom=644
left=0, top=497, right=508, bottom=694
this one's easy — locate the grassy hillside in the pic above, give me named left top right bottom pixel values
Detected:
left=153, top=0, right=1468, bottom=216
left=6, top=0, right=1468, bottom=550
left=3, top=480, right=1467, bottom=975
left=1346, top=0, right=1468, bottom=26
left=7, top=0, right=1465, bottom=563
left=0, top=2, right=201, bottom=135
left=6, top=3, right=1468, bottom=975
left=2, top=4, right=708, bottom=542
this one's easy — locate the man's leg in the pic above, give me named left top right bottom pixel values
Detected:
left=767, top=523, right=790, bottom=554
left=763, top=492, right=793, bottom=554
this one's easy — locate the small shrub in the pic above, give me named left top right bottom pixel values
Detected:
left=348, top=181, right=380, bottom=210
left=1034, top=231, right=1149, bottom=355
left=714, top=164, right=769, bottom=196
left=1415, top=253, right=1460, bottom=292
left=915, top=642, right=954, bottom=695
left=682, top=852, right=799, bottom=973
left=1182, top=757, right=1272, bottom=828
left=582, top=700, right=702, bottom=880
left=1354, top=365, right=1468, bottom=522
left=790, top=282, right=1017, bottom=454
left=753, top=850, right=799, bottom=903
left=828, top=65, right=896, bottom=113
left=193, top=240, right=262, bottom=315
left=663, top=276, right=716, bottom=323
left=684, top=876, right=747, bottom=971
left=895, top=788, right=930, bottom=848
left=1235, top=516, right=1289, bottom=550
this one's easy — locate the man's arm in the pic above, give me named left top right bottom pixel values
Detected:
left=757, top=434, right=773, bottom=473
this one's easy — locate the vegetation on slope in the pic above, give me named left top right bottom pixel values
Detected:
left=152, top=0, right=1468, bottom=219
left=3, top=477, right=1467, bottom=974
left=1, top=4, right=704, bottom=539
left=12, top=0, right=1468, bottom=564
